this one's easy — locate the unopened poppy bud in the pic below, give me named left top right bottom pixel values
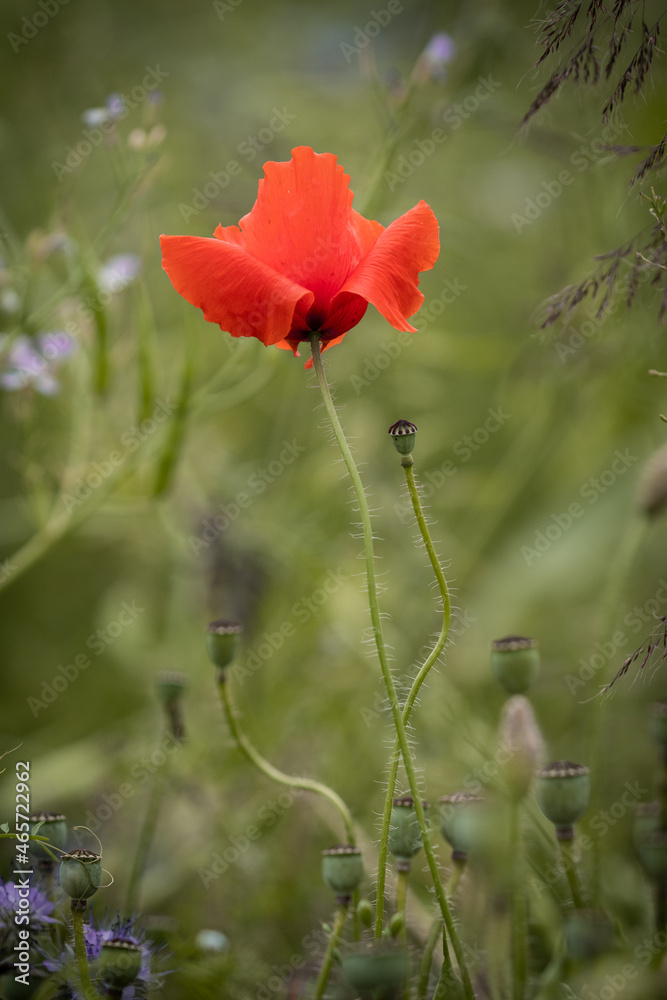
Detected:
left=341, top=944, right=410, bottom=998
left=637, top=443, right=667, bottom=517
left=206, top=620, right=242, bottom=671
left=29, top=812, right=68, bottom=860
left=491, top=636, right=540, bottom=694
left=321, top=845, right=364, bottom=897
left=388, top=420, right=418, bottom=457
left=388, top=912, right=405, bottom=937
left=499, top=696, right=545, bottom=800
left=388, top=797, right=427, bottom=865
left=357, top=899, right=374, bottom=928
left=59, top=849, right=102, bottom=900
left=438, top=792, right=484, bottom=859
left=651, top=702, right=667, bottom=748
left=636, top=831, right=667, bottom=882
left=97, top=938, right=143, bottom=989
left=535, top=762, right=590, bottom=836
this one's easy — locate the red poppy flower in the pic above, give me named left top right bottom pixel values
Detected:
left=160, top=146, right=439, bottom=361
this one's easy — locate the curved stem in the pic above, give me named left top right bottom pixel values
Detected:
left=375, top=460, right=452, bottom=935
left=312, top=902, right=348, bottom=1000
left=217, top=674, right=355, bottom=844
left=71, top=903, right=98, bottom=1000
left=309, top=336, right=473, bottom=1000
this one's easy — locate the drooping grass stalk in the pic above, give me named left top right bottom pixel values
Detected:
left=309, top=335, right=473, bottom=1000
left=217, top=673, right=355, bottom=844
left=510, top=803, right=527, bottom=1000
left=312, top=901, right=349, bottom=1000
left=375, top=459, right=452, bottom=935
left=71, top=902, right=99, bottom=1000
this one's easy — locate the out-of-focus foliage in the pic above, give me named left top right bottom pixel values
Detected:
left=1, top=0, right=667, bottom=996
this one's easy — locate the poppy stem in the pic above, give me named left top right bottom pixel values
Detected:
left=217, top=671, right=356, bottom=844
left=309, top=335, right=473, bottom=1000
left=312, top=901, right=349, bottom=1000
left=374, top=462, right=452, bottom=938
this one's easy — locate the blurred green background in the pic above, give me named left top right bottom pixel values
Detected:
left=1, top=0, right=667, bottom=992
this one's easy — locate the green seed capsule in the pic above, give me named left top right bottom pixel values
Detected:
left=535, top=761, right=590, bottom=830
left=206, top=620, right=242, bottom=670
left=388, top=420, right=418, bottom=456
left=29, top=812, right=68, bottom=861
left=321, top=845, right=364, bottom=895
left=59, top=850, right=102, bottom=901
left=490, top=636, right=540, bottom=694
left=155, top=671, right=188, bottom=705
left=438, top=792, right=484, bottom=859
left=341, top=945, right=410, bottom=999
left=388, top=797, right=427, bottom=863
left=97, top=938, right=143, bottom=989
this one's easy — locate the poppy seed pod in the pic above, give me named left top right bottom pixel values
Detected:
left=321, top=845, right=364, bottom=896
left=388, top=420, right=418, bottom=456
left=206, top=620, right=242, bottom=671
left=535, top=762, right=590, bottom=834
left=29, top=812, right=68, bottom=860
left=59, top=849, right=102, bottom=900
left=490, top=636, right=540, bottom=695
left=438, top=792, right=484, bottom=859
left=388, top=797, right=427, bottom=865
left=97, top=938, right=143, bottom=989
left=341, top=944, right=410, bottom=1000
left=156, top=671, right=188, bottom=705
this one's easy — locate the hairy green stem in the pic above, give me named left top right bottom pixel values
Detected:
left=309, top=335, right=473, bottom=1000
left=312, top=902, right=348, bottom=1000
left=375, top=459, right=452, bottom=935
left=217, top=674, right=354, bottom=843
left=72, top=903, right=98, bottom=999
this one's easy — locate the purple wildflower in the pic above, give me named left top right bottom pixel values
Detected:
left=0, top=332, right=76, bottom=396
left=418, top=32, right=456, bottom=81
left=0, top=879, right=56, bottom=933
left=97, top=254, right=142, bottom=294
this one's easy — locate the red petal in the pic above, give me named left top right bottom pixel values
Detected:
left=160, top=235, right=313, bottom=346
left=238, top=146, right=384, bottom=321
left=332, top=201, right=439, bottom=332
